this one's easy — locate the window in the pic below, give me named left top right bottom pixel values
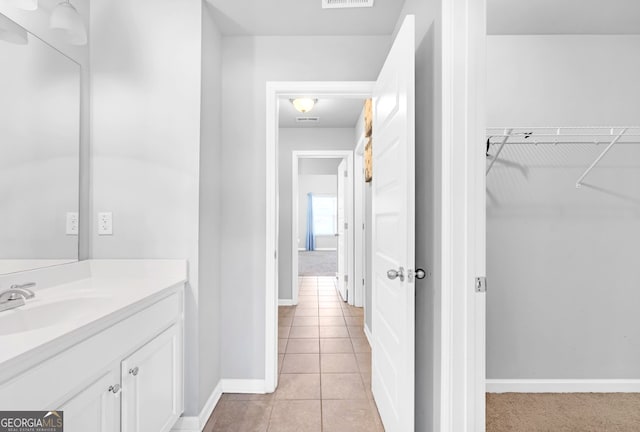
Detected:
left=312, top=195, right=337, bottom=236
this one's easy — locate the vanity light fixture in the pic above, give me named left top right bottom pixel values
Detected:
left=290, top=98, right=318, bottom=114
left=0, top=12, right=28, bottom=44
left=50, top=0, right=87, bottom=46
left=16, top=0, right=38, bottom=11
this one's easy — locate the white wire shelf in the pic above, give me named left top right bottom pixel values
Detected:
left=485, top=127, right=640, bottom=187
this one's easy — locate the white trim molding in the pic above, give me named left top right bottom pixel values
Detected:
left=171, top=379, right=266, bottom=432
left=486, top=379, right=640, bottom=394
left=265, top=81, right=375, bottom=394
left=364, top=324, right=373, bottom=348
left=278, top=299, right=296, bottom=306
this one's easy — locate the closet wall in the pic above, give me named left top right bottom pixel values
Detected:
left=486, top=36, right=640, bottom=379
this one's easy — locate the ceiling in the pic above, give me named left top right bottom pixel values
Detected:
left=205, top=0, right=405, bottom=36
left=279, top=97, right=366, bottom=128
left=488, top=0, right=640, bottom=35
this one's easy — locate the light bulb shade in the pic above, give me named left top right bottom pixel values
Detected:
left=291, top=98, right=317, bottom=113
left=15, top=0, right=38, bottom=11
left=50, top=1, right=87, bottom=46
left=0, top=13, right=28, bottom=45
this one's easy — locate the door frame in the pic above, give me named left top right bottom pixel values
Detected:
left=353, top=135, right=367, bottom=309
left=265, top=81, right=375, bottom=392
left=440, top=0, right=487, bottom=430
left=291, top=150, right=354, bottom=306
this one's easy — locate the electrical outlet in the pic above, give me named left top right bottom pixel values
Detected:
left=66, top=212, right=79, bottom=235
left=98, top=212, right=113, bottom=235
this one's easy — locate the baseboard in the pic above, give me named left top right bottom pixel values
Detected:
left=222, top=379, right=267, bottom=394
left=171, top=380, right=223, bottom=432
left=278, top=299, right=296, bottom=306
left=486, top=379, right=640, bottom=393
left=364, top=324, right=373, bottom=347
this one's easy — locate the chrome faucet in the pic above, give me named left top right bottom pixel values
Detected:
left=0, top=282, right=36, bottom=312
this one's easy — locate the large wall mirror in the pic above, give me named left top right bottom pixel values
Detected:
left=0, top=12, right=80, bottom=275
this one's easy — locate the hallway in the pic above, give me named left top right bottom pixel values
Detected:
left=204, top=276, right=383, bottom=431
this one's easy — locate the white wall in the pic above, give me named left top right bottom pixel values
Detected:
left=297, top=174, right=338, bottom=251
left=198, top=2, right=223, bottom=413
left=0, top=0, right=90, bottom=260
left=487, top=36, right=640, bottom=380
left=220, top=36, right=390, bottom=379
left=90, top=0, right=202, bottom=415
left=394, top=2, right=442, bottom=431
left=278, top=128, right=356, bottom=301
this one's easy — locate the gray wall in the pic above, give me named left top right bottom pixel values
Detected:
left=486, top=36, right=640, bottom=379
left=220, top=36, right=390, bottom=379
left=278, top=128, right=356, bottom=301
left=198, top=3, right=223, bottom=413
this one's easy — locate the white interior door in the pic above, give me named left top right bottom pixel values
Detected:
left=336, top=159, right=347, bottom=300
left=371, top=15, right=415, bottom=432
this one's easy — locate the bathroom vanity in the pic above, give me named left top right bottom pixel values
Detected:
left=0, top=260, right=186, bottom=432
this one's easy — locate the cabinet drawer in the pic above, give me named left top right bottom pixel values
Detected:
left=0, top=290, right=182, bottom=410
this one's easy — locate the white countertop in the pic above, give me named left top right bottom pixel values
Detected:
left=0, top=260, right=187, bottom=371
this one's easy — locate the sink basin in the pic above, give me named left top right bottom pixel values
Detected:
left=0, top=297, right=111, bottom=336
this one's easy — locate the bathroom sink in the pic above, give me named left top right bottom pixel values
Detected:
left=0, top=297, right=110, bottom=336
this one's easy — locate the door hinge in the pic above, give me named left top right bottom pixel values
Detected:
left=362, top=278, right=365, bottom=286
left=344, top=170, right=348, bottom=177
left=344, top=222, right=348, bottom=230
left=274, top=250, right=277, bottom=259
left=344, top=274, right=348, bottom=283
left=475, top=277, right=487, bottom=293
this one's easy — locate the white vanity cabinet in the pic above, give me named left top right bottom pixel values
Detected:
left=121, top=323, right=183, bottom=432
left=0, top=285, right=184, bottom=432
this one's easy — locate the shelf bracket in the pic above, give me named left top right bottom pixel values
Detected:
left=486, top=128, right=513, bottom=176
left=575, top=128, right=627, bottom=188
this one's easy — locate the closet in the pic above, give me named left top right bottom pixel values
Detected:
left=484, top=33, right=640, bottom=430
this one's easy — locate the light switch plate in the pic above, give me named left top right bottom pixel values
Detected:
left=98, top=212, right=113, bottom=235
left=66, top=212, right=79, bottom=235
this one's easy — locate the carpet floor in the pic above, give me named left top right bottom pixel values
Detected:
left=298, top=251, right=337, bottom=276
left=487, top=393, right=640, bottom=432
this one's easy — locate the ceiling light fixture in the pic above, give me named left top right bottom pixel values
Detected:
left=50, top=0, right=87, bottom=46
left=16, top=0, right=38, bottom=11
left=290, top=98, right=318, bottom=114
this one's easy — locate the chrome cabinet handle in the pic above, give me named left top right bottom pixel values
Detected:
left=387, top=267, right=405, bottom=282
left=129, top=367, right=139, bottom=376
left=108, top=384, right=121, bottom=394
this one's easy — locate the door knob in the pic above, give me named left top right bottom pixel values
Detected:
left=415, top=269, right=427, bottom=280
left=387, top=267, right=405, bottom=282
left=108, top=384, right=121, bottom=395
left=129, top=367, right=139, bottom=376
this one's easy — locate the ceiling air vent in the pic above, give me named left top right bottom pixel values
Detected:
left=296, top=117, right=320, bottom=124
left=322, top=0, right=374, bottom=9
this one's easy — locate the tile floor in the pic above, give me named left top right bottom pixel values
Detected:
left=203, top=276, right=384, bottom=432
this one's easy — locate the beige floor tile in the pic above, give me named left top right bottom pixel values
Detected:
left=356, top=352, right=371, bottom=373
left=322, top=399, right=383, bottom=432
left=292, top=316, right=319, bottom=327
left=350, top=338, right=371, bottom=353
left=319, top=302, right=343, bottom=309
left=289, top=326, right=320, bottom=339
left=319, top=309, right=344, bottom=317
left=295, top=308, right=319, bottom=317
left=344, top=308, right=364, bottom=317
left=275, top=374, right=321, bottom=400
left=278, top=326, right=291, bottom=338
left=321, top=353, right=359, bottom=373
left=320, top=338, right=354, bottom=354
left=321, top=373, right=367, bottom=400
left=267, top=400, right=321, bottom=432
left=344, top=316, right=363, bottom=326
left=320, top=326, right=349, bottom=338
left=281, top=353, right=320, bottom=374
left=286, top=338, right=320, bottom=354
left=360, top=372, right=373, bottom=400
left=319, top=316, right=346, bottom=326
left=279, top=317, right=293, bottom=327
left=278, top=339, right=288, bottom=354
left=207, top=400, right=272, bottom=432
left=347, top=326, right=366, bottom=338
left=222, top=392, right=274, bottom=402
left=279, top=354, right=284, bottom=374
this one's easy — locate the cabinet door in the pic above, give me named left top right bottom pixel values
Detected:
left=58, top=370, right=120, bottom=432
left=121, top=323, right=183, bottom=432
